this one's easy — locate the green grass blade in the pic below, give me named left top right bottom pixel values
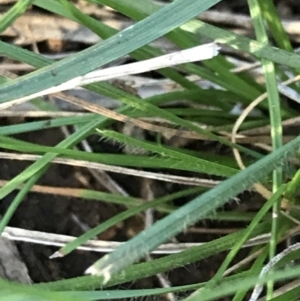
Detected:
left=184, top=265, right=300, bottom=301
left=0, top=279, right=83, bottom=301
left=259, top=0, right=293, bottom=52
left=92, top=0, right=263, bottom=102
left=200, top=184, right=287, bottom=295
left=34, top=0, right=199, bottom=91
left=0, top=41, right=247, bottom=200
left=0, top=139, right=237, bottom=177
left=232, top=247, right=269, bottom=301
left=54, top=188, right=198, bottom=257
left=36, top=221, right=271, bottom=290
left=248, top=0, right=283, bottom=296
left=0, top=0, right=221, bottom=104
left=97, top=129, right=237, bottom=176
left=0, top=40, right=262, bottom=159
left=7, top=264, right=300, bottom=301
left=0, top=115, right=95, bottom=135
left=181, top=20, right=300, bottom=71
left=85, top=136, right=300, bottom=282
left=0, top=117, right=106, bottom=200
left=269, top=285, right=300, bottom=301
left=0, top=0, right=33, bottom=33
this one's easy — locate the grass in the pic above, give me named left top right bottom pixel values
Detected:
left=1, top=0, right=300, bottom=300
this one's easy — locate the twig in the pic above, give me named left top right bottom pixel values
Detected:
left=1, top=226, right=272, bottom=255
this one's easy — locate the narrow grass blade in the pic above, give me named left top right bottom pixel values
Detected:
left=184, top=265, right=300, bottom=301
left=0, top=0, right=33, bottom=33
left=51, top=188, right=198, bottom=258
left=232, top=248, right=269, bottom=301
left=92, top=0, right=263, bottom=102
left=0, top=40, right=250, bottom=202
left=5, top=43, right=220, bottom=104
left=0, top=115, right=95, bottom=135
left=34, top=0, right=201, bottom=91
left=36, top=221, right=271, bottom=290
left=0, top=279, right=83, bottom=301
left=84, top=136, right=300, bottom=282
left=0, top=40, right=262, bottom=159
left=0, top=139, right=237, bottom=178
left=181, top=20, right=300, bottom=70
left=259, top=0, right=293, bottom=52
left=97, top=129, right=237, bottom=176
left=248, top=0, right=283, bottom=297
left=0, top=0, right=221, bottom=104
left=200, top=185, right=287, bottom=295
